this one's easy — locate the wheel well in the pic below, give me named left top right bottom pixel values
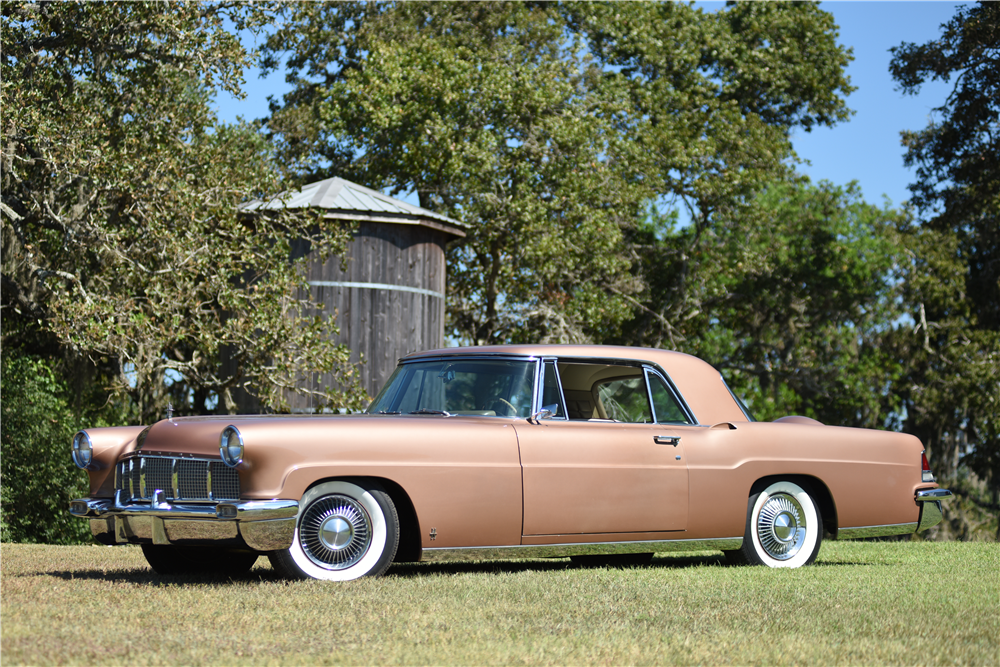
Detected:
left=749, top=475, right=839, bottom=539
left=302, top=476, right=422, bottom=563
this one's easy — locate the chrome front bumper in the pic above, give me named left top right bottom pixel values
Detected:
left=70, top=491, right=299, bottom=551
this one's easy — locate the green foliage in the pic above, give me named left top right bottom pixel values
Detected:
left=262, top=1, right=855, bottom=344
left=567, top=0, right=854, bottom=212
left=0, top=352, right=89, bottom=544
left=890, top=1, right=999, bottom=329
left=888, top=2, right=1000, bottom=509
left=618, top=180, right=909, bottom=427
left=1, top=1, right=367, bottom=423
left=264, top=2, right=643, bottom=344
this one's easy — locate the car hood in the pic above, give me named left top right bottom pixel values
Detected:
left=131, top=413, right=515, bottom=460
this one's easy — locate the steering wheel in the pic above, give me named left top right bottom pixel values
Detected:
left=490, top=397, right=516, bottom=416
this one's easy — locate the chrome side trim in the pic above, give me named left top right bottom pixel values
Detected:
left=419, top=537, right=743, bottom=562
left=836, top=523, right=918, bottom=540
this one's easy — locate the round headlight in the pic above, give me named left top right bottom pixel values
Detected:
left=220, top=425, right=244, bottom=468
left=72, top=431, right=93, bottom=469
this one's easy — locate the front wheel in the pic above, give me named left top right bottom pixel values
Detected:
left=734, top=480, right=822, bottom=568
left=269, top=480, right=399, bottom=581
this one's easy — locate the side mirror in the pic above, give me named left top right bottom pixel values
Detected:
left=529, top=404, right=559, bottom=423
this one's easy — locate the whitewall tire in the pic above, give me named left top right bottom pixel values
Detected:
left=269, top=480, right=399, bottom=581
left=740, top=480, right=822, bottom=569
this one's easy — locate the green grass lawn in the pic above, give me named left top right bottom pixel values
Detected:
left=1, top=541, right=997, bottom=666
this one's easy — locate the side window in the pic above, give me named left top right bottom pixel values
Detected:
left=595, top=377, right=653, bottom=423
left=540, top=360, right=567, bottom=419
left=647, top=371, right=692, bottom=424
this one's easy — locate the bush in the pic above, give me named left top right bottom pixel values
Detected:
left=1, top=352, right=91, bottom=544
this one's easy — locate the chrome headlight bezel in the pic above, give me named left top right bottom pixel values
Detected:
left=72, top=431, right=93, bottom=469
left=220, top=425, right=244, bottom=468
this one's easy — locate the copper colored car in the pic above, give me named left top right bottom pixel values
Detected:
left=69, top=345, right=952, bottom=579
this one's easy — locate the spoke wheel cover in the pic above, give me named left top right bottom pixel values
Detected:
left=756, top=492, right=807, bottom=560
left=300, top=494, right=372, bottom=570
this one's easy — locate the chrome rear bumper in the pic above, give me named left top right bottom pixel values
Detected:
left=69, top=492, right=298, bottom=551
left=836, top=488, right=952, bottom=540
left=915, top=487, right=952, bottom=532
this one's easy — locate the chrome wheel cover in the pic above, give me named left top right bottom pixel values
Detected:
left=300, top=494, right=372, bottom=570
left=756, top=492, right=807, bottom=560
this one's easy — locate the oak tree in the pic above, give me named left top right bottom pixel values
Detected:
left=1, top=2, right=366, bottom=422
left=889, top=1, right=1000, bottom=517
left=261, top=1, right=855, bottom=345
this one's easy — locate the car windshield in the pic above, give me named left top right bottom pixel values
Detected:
left=367, top=359, right=536, bottom=418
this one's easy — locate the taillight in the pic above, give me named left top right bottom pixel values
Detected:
left=921, top=450, right=936, bottom=483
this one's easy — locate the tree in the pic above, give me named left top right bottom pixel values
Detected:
left=619, top=180, right=910, bottom=427
left=1, top=2, right=367, bottom=423
left=1, top=352, right=90, bottom=544
left=263, top=2, right=645, bottom=345
left=889, top=2, right=1000, bottom=517
left=890, top=1, right=999, bottom=329
left=261, top=1, right=855, bottom=345
left=571, top=0, right=855, bottom=349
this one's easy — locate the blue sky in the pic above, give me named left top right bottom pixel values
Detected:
left=215, top=1, right=968, bottom=212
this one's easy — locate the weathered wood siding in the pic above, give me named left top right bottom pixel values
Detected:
left=287, top=220, right=451, bottom=410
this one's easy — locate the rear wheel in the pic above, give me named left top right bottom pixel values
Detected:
left=269, top=480, right=399, bottom=581
left=141, top=545, right=259, bottom=576
left=735, top=480, right=822, bottom=568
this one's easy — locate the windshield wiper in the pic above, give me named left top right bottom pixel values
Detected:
left=409, top=409, right=453, bottom=416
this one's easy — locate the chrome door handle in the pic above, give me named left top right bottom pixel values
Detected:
left=654, top=435, right=680, bottom=446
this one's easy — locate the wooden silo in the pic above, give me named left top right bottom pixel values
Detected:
left=245, top=177, right=464, bottom=410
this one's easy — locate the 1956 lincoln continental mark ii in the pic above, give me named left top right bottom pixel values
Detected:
left=69, top=345, right=952, bottom=580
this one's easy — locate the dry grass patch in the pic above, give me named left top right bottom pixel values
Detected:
left=1, top=541, right=997, bottom=665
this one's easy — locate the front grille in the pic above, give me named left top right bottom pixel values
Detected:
left=115, top=455, right=239, bottom=502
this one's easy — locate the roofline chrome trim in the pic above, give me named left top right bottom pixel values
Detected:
left=400, top=353, right=542, bottom=363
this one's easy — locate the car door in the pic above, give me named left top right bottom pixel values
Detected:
left=515, top=359, right=690, bottom=536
